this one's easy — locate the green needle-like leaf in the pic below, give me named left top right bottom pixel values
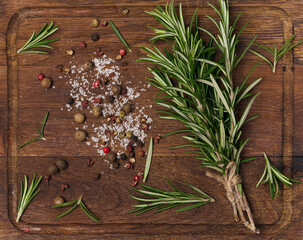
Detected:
left=17, top=22, right=60, bottom=54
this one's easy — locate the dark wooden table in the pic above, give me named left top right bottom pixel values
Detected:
left=1, top=0, right=303, bottom=239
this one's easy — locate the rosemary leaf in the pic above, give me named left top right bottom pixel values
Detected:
left=17, top=22, right=60, bottom=54
left=109, top=20, right=131, bottom=52
left=256, top=152, right=300, bottom=200
left=143, top=137, right=154, bottom=183
left=16, top=174, right=42, bottom=222
left=130, top=180, right=214, bottom=214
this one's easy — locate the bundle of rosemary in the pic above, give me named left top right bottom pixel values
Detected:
left=138, top=0, right=261, bottom=233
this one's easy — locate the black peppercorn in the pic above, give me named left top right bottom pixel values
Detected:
left=91, top=33, right=99, bottom=41
left=107, top=152, right=117, bottom=162
left=108, top=95, right=115, bottom=103
left=120, top=154, right=127, bottom=160
left=130, top=135, right=138, bottom=143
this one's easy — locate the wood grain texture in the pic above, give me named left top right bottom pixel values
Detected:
left=1, top=0, right=303, bottom=239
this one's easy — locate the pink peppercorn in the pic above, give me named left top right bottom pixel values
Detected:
left=38, top=73, right=45, bottom=81
left=120, top=49, right=126, bottom=56
left=93, top=98, right=102, bottom=104
left=82, top=100, right=88, bottom=108
left=134, top=175, right=139, bottom=182
left=94, top=80, right=101, bottom=88
left=103, top=147, right=110, bottom=154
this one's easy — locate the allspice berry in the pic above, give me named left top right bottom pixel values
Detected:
left=48, top=164, right=59, bottom=175
left=92, top=106, right=102, bottom=118
left=91, top=19, right=99, bottom=27
left=91, top=33, right=99, bottom=41
left=41, top=78, right=52, bottom=88
left=126, top=131, right=132, bottom=138
left=53, top=196, right=64, bottom=205
left=107, top=152, right=117, bottom=162
left=74, top=113, right=85, bottom=123
left=118, top=131, right=126, bottom=139
left=112, top=85, right=122, bottom=95
left=75, top=130, right=87, bottom=142
left=83, top=61, right=93, bottom=71
left=56, top=160, right=68, bottom=170
left=122, top=103, right=132, bottom=114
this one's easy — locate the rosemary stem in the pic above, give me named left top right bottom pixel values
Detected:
left=273, top=61, right=277, bottom=73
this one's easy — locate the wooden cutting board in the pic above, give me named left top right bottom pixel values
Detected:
left=1, top=0, right=303, bottom=239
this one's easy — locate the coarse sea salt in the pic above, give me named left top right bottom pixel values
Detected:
left=61, top=55, right=152, bottom=157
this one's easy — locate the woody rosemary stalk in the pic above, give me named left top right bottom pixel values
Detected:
left=139, top=0, right=261, bottom=233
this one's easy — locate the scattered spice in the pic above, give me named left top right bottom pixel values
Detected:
left=53, top=196, right=65, bottom=205
left=48, top=164, right=59, bottom=175
left=41, top=78, right=52, bottom=88
left=112, top=85, right=122, bottom=95
left=67, top=97, right=74, bottom=105
left=122, top=8, right=129, bottom=15
left=61, top=184, right=69, bottom=192
left=83, top=61, right=93, bottom=71
left=94, top=80, right=101, bottom=88
left=79, top=41, right=86, bottom=49
left=93, top=98, right=102, bottom=104
left=74, top=113, right=85, bottom=123
left=120, top=153, right=127, bottom=160
left=122, top=103, right=132, bottom=114
left=44, top=175, right=51, bottom=186
left=113, top=161, right=120, bottom=169
left=56, top=160, right=68, bottom=170
left=101, top=20, right=108, bottom=27
left=66, top=49, right=74, bottom=56
left=124, top=162, right=131, bottom=169
left=116, top=54, right=122, bottom=60
left=107, top=152, right=117, bottom=162
left=82, top=100, right=89, bottom=108
left=92, top=106, right=102, bottom=118
left=91, top=33, right=100, bottom=41
left=56, top=65, right=64, bottom=72
left=138, top=171, right=144, bottom=177
left=103, top=146, right=110, bottom=154
left=87, top=158, right=94, bottom=166
left=154, top=135, right=161, bottom=143
left=91, top=19, right=99, bottom=27
left=64, top=66, right=71, bottom=74
left=126, top=131, right=132, bottom=138
left=96, top=48, right=104, bottom=57
left=126, top=145, right=133, bottom=152
left=121, top=62, right=128, bottom=71
left=24, top=228, right=29, bottom=233
left=137, top=150, right=144, bottom=157
left=38, top=73, right=45, bottom=81
left=75, top=130, right=87, bottom=142
left=129, top=158, right=136, bottom=164
left=120, top=49, right=126, bottom=56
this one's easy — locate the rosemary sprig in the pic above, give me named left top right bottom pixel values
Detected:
left=130, top=179, right=214, bottom=215
left=52, top=196, right=99, bottom=222
left=143, top=137, right=154, bottom=183
left=250, top=34, right=303, bottom=73
left=16, top=174, right=42, bottom=222
left=17, top=21, right=60, bottom=54
left=109, top=20, right=132, bottom=52
left=256, top=152, right=300, bottom=200
left=140, top=0, right=260, bottom=233
left=18, top=111, right=49, bottom=149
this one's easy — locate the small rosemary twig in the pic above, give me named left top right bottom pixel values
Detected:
left=109, top=20, right=132, bottom=52
left=129, top=179, right=214, bottom=215
left=17, top=174, right=42, bottom=222
left=52, top=196, right=99, bottom=222
left=256, top=152, right=300, bottom=200
left=17, top=21, right=60, bottom=54
left=143, top=137, right=153, bottom=183
left=250, top=34, right=303, bottom=73
left=18, top=111, right=49, bottom=149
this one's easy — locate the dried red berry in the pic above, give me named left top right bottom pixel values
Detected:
left=138, top=172, right=144, bottom=177
left=44, top=175, right=51, bottom=186
left=94, top=80, right=101, bottom=88
left=93, top=98, right=102, bottom=104
left=120, top=49, right=126, bottom=56
left=23, top=228, right=29, bottom=233
left=101, top=21, right=108, bottom=27
left=38, top=73, right=45, bottom=81
left=61, top=184, right=69, bottom=192
left=82, top=100, right=88, bottom=108
left=79, top=41, right=86, bottom=49
left=102, top=78, right=109, bottom=86
left=134, top=175, right=140, bottom=182
left=108, top=72, right=116, bottom=79
left=87, top=158, right=94, bottom=166
left=121, top=88, right=127, bottom=95
left=126, top=145, right=133, bottom=152
left=137, top=150, right=144, bottom=157
left=142, top=123, right=149, bottom=130
left=103, top=147, right=110, bottom=154
left=96, top=48, right=104, bottom=57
